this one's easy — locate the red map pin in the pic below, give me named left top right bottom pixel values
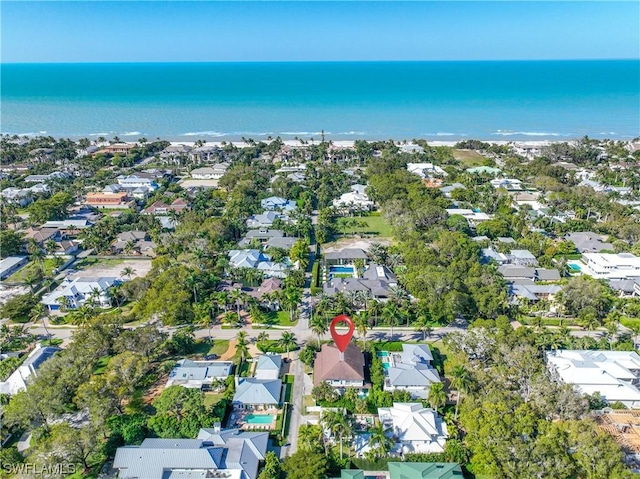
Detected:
left=330, top=314, right=355, bottom=353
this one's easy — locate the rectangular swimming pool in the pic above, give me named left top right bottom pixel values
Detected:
left=329, top=266, right=355, bottom=274
left=244, top=414, right=275, bottom=424
left=568, top=263, right=581, bottom=271
left=376, top=351, right=389, bottom=357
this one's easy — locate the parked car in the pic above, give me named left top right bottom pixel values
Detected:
left=203, top=354, right=219, bottom=360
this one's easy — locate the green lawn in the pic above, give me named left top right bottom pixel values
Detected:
left=93, top=356, right=112, bottom=375
left=335, top=213, right=394, bottom=238
left=190, top=339, right=230, bottom=357
left=204, top=392, right=225, bottom=408
left=264, top=310, right=297, bottom=327
left=284, top=375, right=294, bottom=402
left=7, top=258, right=60, bottom=282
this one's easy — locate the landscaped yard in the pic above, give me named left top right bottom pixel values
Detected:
left=204, top=392, right=225, bottom=408
left=263, top=310, right=297, bottom=327
left=335, top=213, right=394, bottom=238
left=7, top=258, right=60, bottom=282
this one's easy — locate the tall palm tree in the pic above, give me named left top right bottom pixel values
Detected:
left=382, top=301, right=401, bottom=337
left=450, top=365, right=474, bottom=420
left=279, top=331, right=297, bottom=359
left=368, top=421, right=393, bottom=459
left=310, top=315, right=328, bottom=347
left=630, top=323, right=640, bottom=350
left=257, top=331, right=269, bottom=349
left=323, top=410, right=352, bottom=459
left=235, top=331, right=249, bottom=374
left=427, top=382, right=446, bottom=413
left=368, top=299, right=382, bottom=327
left=354, top=311, right=368, bottom=350
left=414, top=314, right=433, bottom=341
left=30, top=303, right=52, bottom=342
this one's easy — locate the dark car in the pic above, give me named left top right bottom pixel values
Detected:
left=203, top=354, right=219, bottom=360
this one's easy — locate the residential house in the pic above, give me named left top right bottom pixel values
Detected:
left=249, top=277, right=283, bottom=303
left=324, top=248, right=368, bottom=266
left=332, top=185, right=374, bottom=212
left=191, top=163, right=229, bottom=179
left=228, top=249, right=290, bottom=278
left=246, top=211, right=285, bottom=229
left=314, top=343, right=366, bottom=391
left=383, top=344, right=441, bottom=399
left=111, top=231, right=156, bottom=256
left=378, top=403, right=448, bottom=454
left=191, top=144, right=223, bottom=162
left=260, top=196, right=297, bottom=212
left=23, top=172, right=69, bottom=183
left=254, top=354, right=282, bottom=380
left=165, top=359, right=233, bottom=390
left=100, top=143, right=136, bottom=155
left=440, top=183, right=466, bottom=198
left=113, top=428, right=268, bottom=479
left=498, top=265, right=560, bottom=282
left=116, top=174, right=158, bottom=192
left=401, top=144, right=425, bottom=154
left=578, top=253, right=640, bottom=280
left=233, top=377, right=282, bottom=410
left=0, top=344, right=61, bottom=395
left=160, top=144, right=193, bottom=162
left=509, top=283, right=563, bottom=303
left=407, top=163, right=447, bottom=179
left=490, top=178, right=523, bottom=191
left=85, top=191, right=131, bottom=208
left=41, top=277, right=120, bottom=311
left=324, top=263, right=398, bottom=300
left=141, top=198, right=188, bottom=216
left=387, top=463, right=464, bottom=479
left=466, top=166, right=501, bottom=175
left=508, top=249, right=538, bottom=266
left=564, top=232, right=614, bottom=253
left=608, top=279, right=640, bottom=298
left=237, top=229, right=299, bottom=250
left=445, top=208, right=491, bottom=226
left=546, top=350, right=640, bottom=408
left=0, top=256, right=29, bottom=280
left=28, top=148, right=54, bottom=162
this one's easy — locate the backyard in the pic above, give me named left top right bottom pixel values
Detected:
left=335, top=213, right=394, bottom=238
left=7, top=257, right=61, bottom=282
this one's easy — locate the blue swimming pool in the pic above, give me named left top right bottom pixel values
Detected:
left=568, top=263, right=581, bottom=271
left=329, top=266, right=355, bottom=274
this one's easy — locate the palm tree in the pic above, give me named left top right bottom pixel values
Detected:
left=323, top=410, right=352, bottom=459
left=630, top=323, right=640, bottom=350
left=230, top=288, right=244, bottom=322
left=368, top=299, right=382, bottom=327
left=44, top=239, right=58, bottom=256
left=30, top=303, right=52, bottom=342
left=235, top=331, right=249, bottom=374
left=382, top=301, right=401, bottom=337
left=310, top=315, right=328, bottom=348
left=427, top=382, right=446, bottom=413
left=414, top=313, right=433, bottom=341
left=279, top=331, right=297, bottom=359
left=282, top=288, right=302, bottom=323
left=120, top=266, right=136, bottom=280
left=367, top=421, right=393, bottom=459
left=450, top=365, right=474, bottom=420
left=257, top=331, right=269, bottom=349
left=354, top=312, right=368, bottom=350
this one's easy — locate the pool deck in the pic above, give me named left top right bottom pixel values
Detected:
left=229, top=408, right=279, bottom=431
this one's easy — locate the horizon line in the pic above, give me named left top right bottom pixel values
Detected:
left=2, top=58, right=639, bottom=66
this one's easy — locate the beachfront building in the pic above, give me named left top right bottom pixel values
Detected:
left=314, top=343, right=366, bottom=392
left=0, top=344, right=61, bottom=395
left=165, top=359, right=233, bottom=390
left=546, top=350, right=640, bottom=408
left=378, top=403, right=449, bottom=454
left=113, top=428, right=268, bottom=479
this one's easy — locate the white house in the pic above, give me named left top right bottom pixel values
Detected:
left=117, top=175, right=159, bottom=190
left=332, top=184, right=374, bottom=212
left=407, top=163, right=447, bottom=179
left=190, top=163, right=229, bottom=180
left=383, top=344, right=441, bottom=399
left=254, top=354, right=282, bottom=380
left=490, top=178, right=522, bottom=191
left=165, top=359, right=233, bottom=390
left=41, top=277, right=120, bottom=311
left=579, top=253, right=640, bottom=280
left=0, top=344, right=61, bottom=395
left=546, top=350, right=640, bottom=408
left=377, top=403, right=448, bottom=454
left=445, top=208, right=492, bottom=226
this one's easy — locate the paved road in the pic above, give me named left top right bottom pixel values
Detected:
left=283, top=353, right=305, bottom=457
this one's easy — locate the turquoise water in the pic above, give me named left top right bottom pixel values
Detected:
left=330, top=266, right=355, bottom=274
left=377, top=351, right=389, bottom=357
left=1, top=61, right=638, bottom=140
left=382, top=363, right=390, bottom=370
left=244, top=414, right=274, bottom=424
left=568, top=264, right=582, bottom=271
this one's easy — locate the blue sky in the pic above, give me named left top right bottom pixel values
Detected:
left=2, top=1, right=638, bottom=62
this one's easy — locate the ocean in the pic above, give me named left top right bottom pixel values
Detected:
left=1, top=61, right=638, bottom=141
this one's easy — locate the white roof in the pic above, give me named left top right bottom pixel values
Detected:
left=377, top=403, right=448, bottom=452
